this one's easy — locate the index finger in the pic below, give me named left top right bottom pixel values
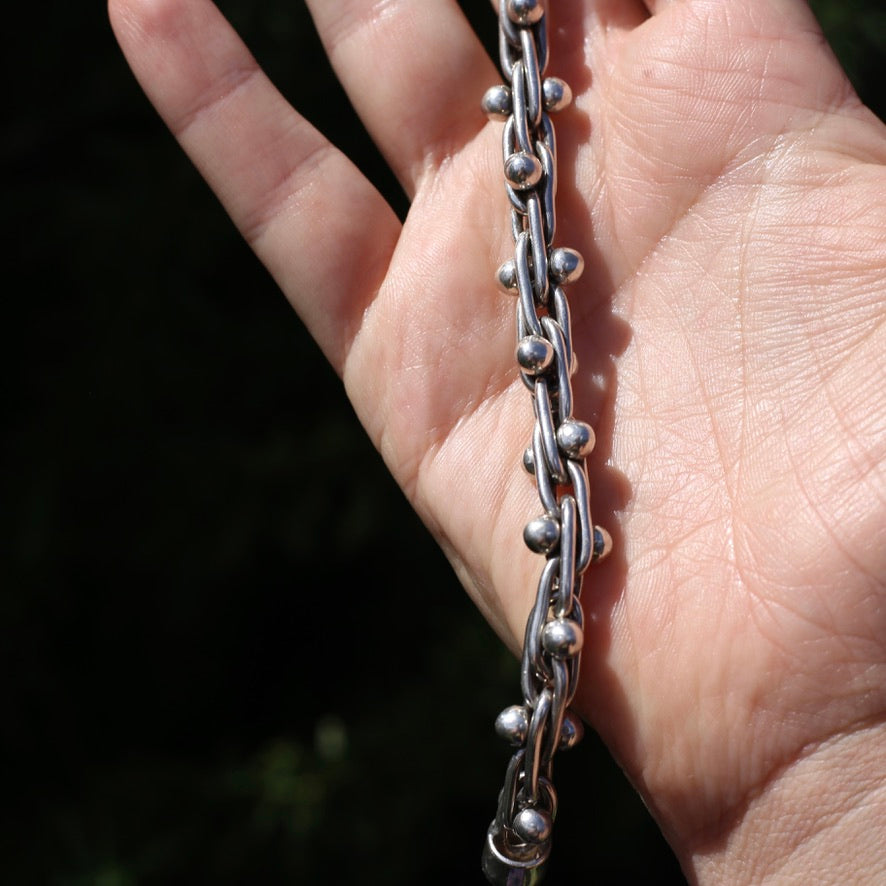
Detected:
left=109, top=0, right=401, bottom=372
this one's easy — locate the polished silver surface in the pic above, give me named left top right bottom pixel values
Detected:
left=483, top=84, right=514, bottom=120
left=496, top=704, right=531, bottom=746
left=592, top=524, right=613, bottom=562
left=513, top=807, right=553, bottom=844
left=523, top=515, right=560, bottom=554
left=556, top=419, right=596, bottom=458
left=506, top=0, right=544, bottom=27
left=484, top=2, right=610, bottom=880
left=542, top=77, right=572, bottom=113
left=549, top=246, right=585, bottom=284
left=516, top=335, right=554, bottom=374
left=505, top=152, right=543, bottom=190
left=541, top=617, right=584, bottom=658
left=558, top=711, right=585, bottom=751
left=497, top=259, right=518, bottom=291
left=482, top=829, right=549, bottom=885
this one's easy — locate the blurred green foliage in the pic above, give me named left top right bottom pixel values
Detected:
left=2, top=1, right=882, bottom=883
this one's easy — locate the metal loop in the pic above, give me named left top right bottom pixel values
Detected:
left=520, top=556, right=559, bottom=703
left=520, top=27, right=543, bottom=129
left=511, top=61, right=533, bottom=155
left=486, top=2, right=599, bottom=879
left=522, top=688, right=552, bottom=805
left=555, top=496, right=576, bottom=618
left=536, top=137, right=556, bottom=246
left=533, top=378, right=565, bottom=482
left=526, top=195, right=549, bottom=302
left=566, top=459, right=593, bottom=573
left=550, top=285, right=572, bottom=370
left=494, top=748, right=526, bottom=830
left=498, top=20, right=518, bottom=82
left=515, top=232, right=542, bottom=337
left=541, top=315, right=573, bottom=423
left=539, top=111, right=557, bottom=158
left=534, top=14, right=549, bottom=75
left=532, top=423, right=558, bottom=513
left=541, top=659, right=570, bottom=766
left=498, top=0, right=522, bottom=49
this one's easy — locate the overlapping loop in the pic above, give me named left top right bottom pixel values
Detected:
left=484, top=2, right=612, bottom=881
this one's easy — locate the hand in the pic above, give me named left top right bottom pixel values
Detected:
left=109, top=0, right=886, bottom=881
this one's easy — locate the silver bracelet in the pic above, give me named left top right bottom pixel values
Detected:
left=481, top=2, right=611, bottom=882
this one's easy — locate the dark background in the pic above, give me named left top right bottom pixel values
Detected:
left=3, top=2, right=883, bottom=883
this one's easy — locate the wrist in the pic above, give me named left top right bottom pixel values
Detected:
left=685, top=721, right=886, bottom=884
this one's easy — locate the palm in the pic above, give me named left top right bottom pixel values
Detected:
left=111, top=0, right=886, bottom=874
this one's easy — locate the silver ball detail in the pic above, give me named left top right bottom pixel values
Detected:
left=506, top=0, right=544, bottom=26
left=481, top=84, right=512, bottom=121
left=549, top=248, right=584, bottom=284
left=542, top=78, right=573, bottom=113
left=592, top=525, right=613, bottom=562
left=556, top=419, right=595, bottom=459
left=504, top=152, right=543, bottom=190
left=512, top=807, right=553, bottom=844
left=495, top=705, right=530, bottom=746
left=496, top=259, right=518, bottom=291
left=559, top=711, right=585, bottom=751
left=541, top=617, right=584, bottom=658
left=522, top=447, right=535, bottom=475
left=516, top=336, right=554, bottom=374
left=524, top=515, right=560, bottom=554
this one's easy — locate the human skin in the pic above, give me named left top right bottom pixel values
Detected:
left=108, top=0, right=886, bottom=881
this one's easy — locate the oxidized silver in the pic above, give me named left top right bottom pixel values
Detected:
left=481, top=1, right=610, bottom=882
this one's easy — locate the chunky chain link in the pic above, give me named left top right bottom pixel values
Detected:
left=481, top=2, right=611, bottom=882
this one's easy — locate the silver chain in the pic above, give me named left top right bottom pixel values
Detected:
left=481, top=2, right=611, bottom=882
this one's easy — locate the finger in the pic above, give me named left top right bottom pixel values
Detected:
left=109, top=0, right=401, bottom=372
left=306, top=0, right=498, bottom=198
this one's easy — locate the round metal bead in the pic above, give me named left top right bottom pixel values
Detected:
left=495, top=705, right=530, bottom=746
left=496, top=259, right=518, bottom=291
left=559, top=711, right=585, bottom=751
left=481, top=84, right=513, bottom=121
left=541, top=618, right=584, bottom=658
left=506, top=0, right=544, bottom=26
left=524, top=515, right=560, bottom=554
left=556, top=419, right=595, bottom=459
left=549, top=248, right=584, bottom=284
left=516, top=335, right=554, bottom=374
left=522, top=446, right=536, bottom=475
left=504, top=152, right=543, bottom=190
left=513, top=807, right=553, bottom=844
left=592, top=525, right=613, bottom=562
left=542, top=77, right=572, bottom=113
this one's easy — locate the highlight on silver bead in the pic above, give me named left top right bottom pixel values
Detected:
left=549, top=248, right=584, bottom=284
left=504, top=152, right=543, bottom=190
left=542, top=77, right=572, bottom=113
left=496, top=259, right=518, bottom=291
left=495, top=705, right=530, bottom=746
left=512, top=807, right=553, bottom=845
left=559, top=711, right=585, bottom=751
left=516, top=336, right=554, bottom=375
left=506, top=0, right=544, bottom=26
left=556, top=419, right=595, bottom=459
left=592, top=525, right=613, bottom=563
left=482, top=84, right=512, bottom=121
left=541, top=618, right=584, bottom=658
left=522, top=446, right=535, bottom=475
left=524, top=515, right=560, bottom=554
